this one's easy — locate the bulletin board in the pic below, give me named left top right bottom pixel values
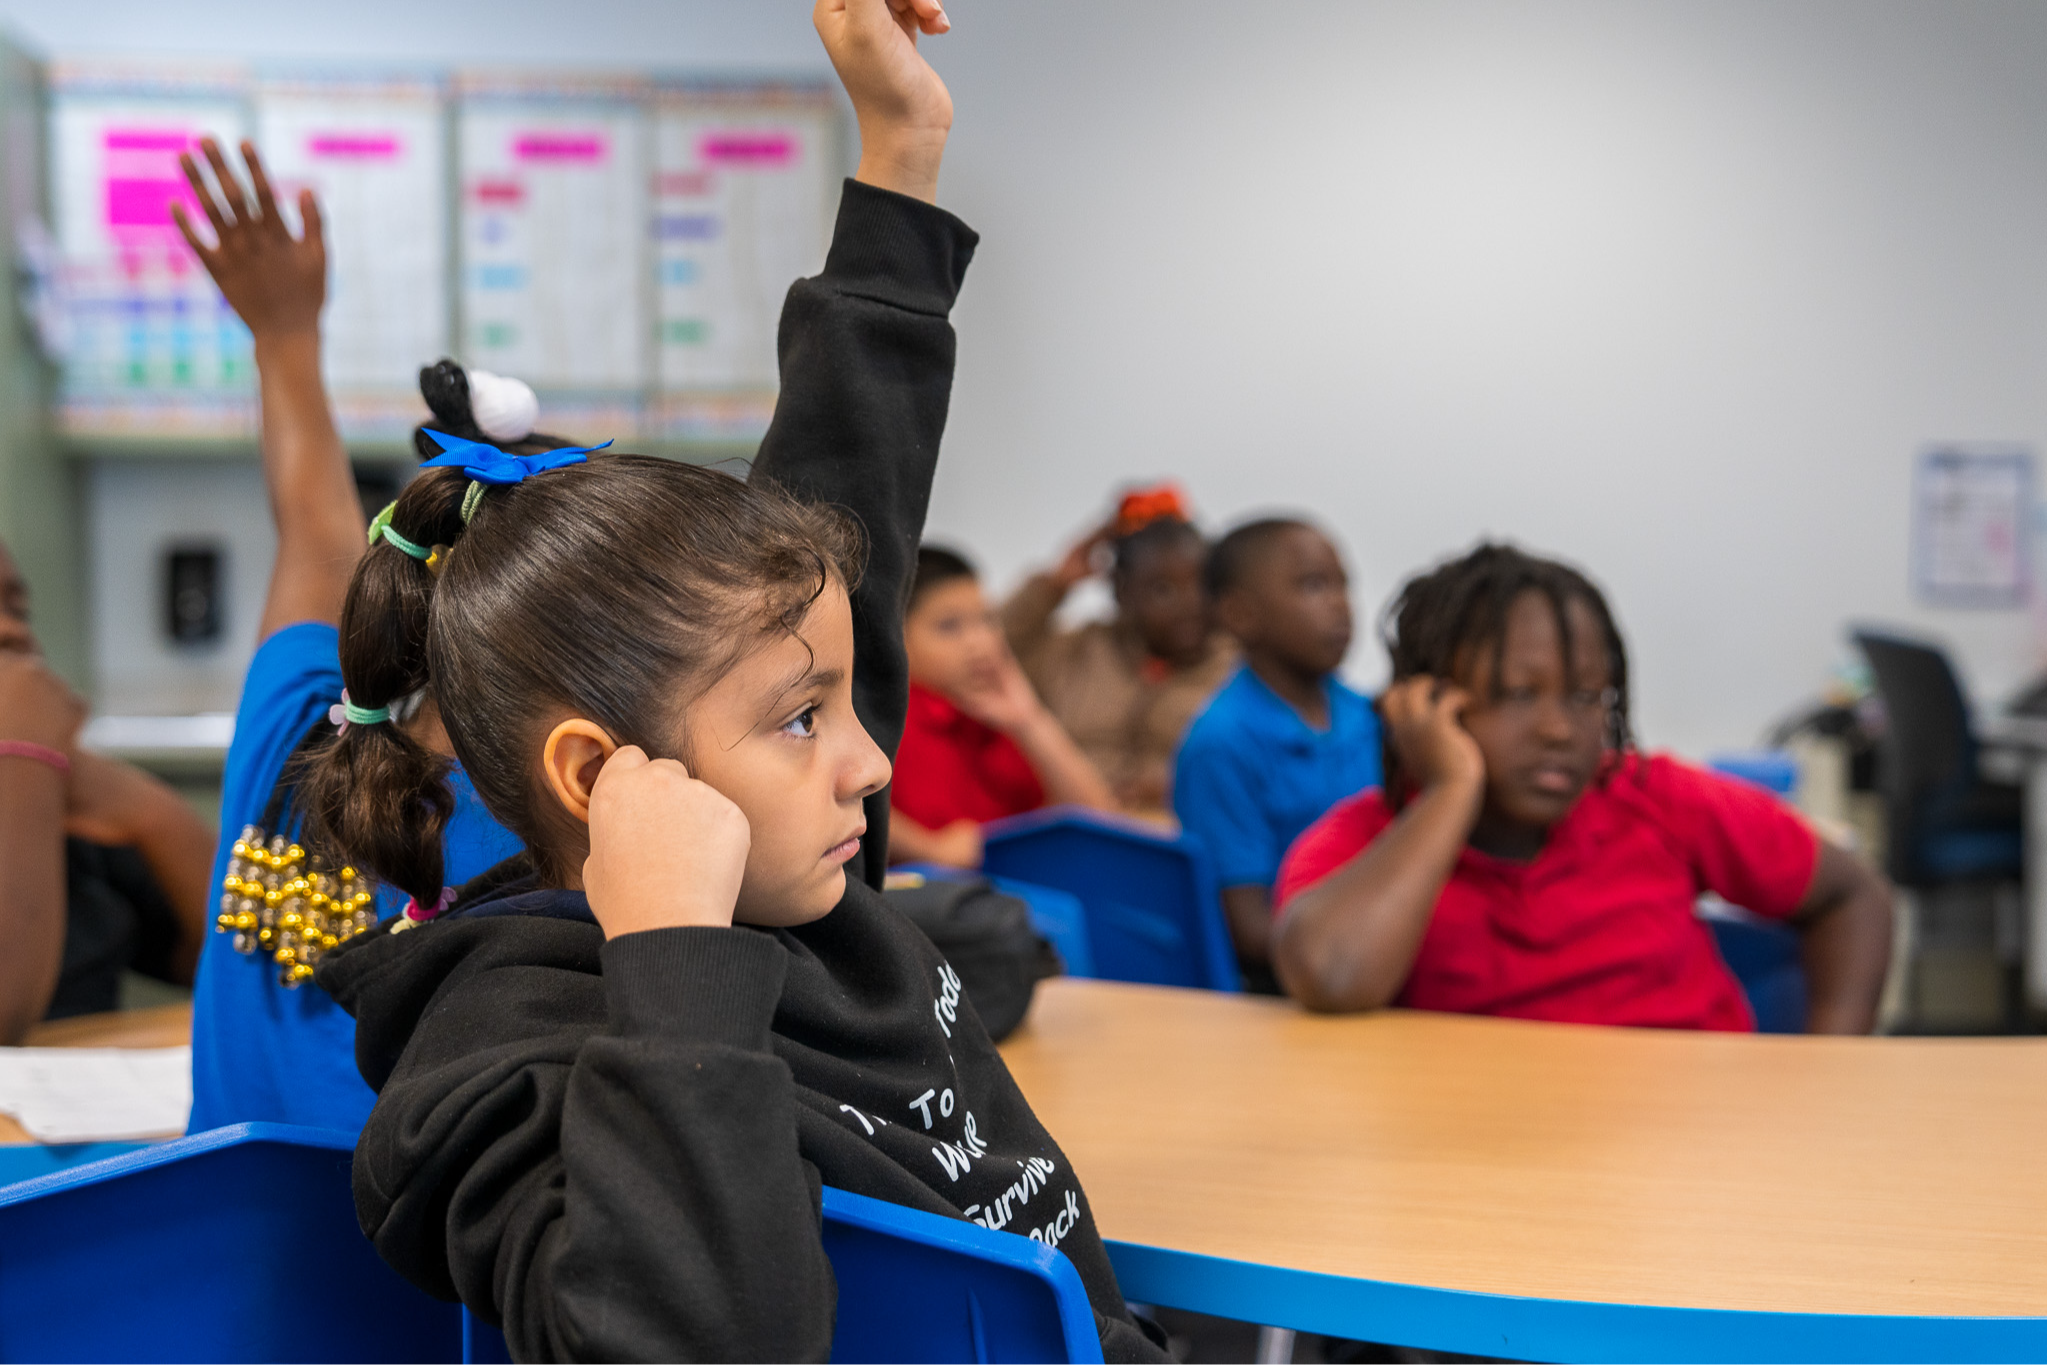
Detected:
left=44, top=61, right=842, bottom=449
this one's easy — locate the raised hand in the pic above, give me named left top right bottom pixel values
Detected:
left=170, top=138, right=326, bottom=340
left=1052, top=520, right=1117, bottom=591
left=1379, top=675, right=1485, bottom=797
left=814, top=0, right=954, bottom=203
left=582, top=745, right=752, bottom=940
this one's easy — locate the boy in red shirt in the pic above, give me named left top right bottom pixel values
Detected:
left=1272, top=543, right=1893, bottom=1032
left=890, top=547, right=1117, bottom=868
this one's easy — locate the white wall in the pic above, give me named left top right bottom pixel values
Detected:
left=12, top=0, right=2046, bottom=755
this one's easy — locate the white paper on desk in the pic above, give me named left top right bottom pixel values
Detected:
left=0, top=1046, right=191, bottom=1143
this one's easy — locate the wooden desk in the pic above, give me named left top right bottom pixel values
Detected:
left=0, top=1004, right=192, bottom=1145
left=1001, top=979, right=2047, bottom=1361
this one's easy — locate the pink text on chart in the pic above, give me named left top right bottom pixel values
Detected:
left=102, top=128, right=199, bottom=232
left=308, top=134, right=400, bottom=160
left=515, top=134, right=606, bottom=163
left=699, top=133, right=795, bottom=166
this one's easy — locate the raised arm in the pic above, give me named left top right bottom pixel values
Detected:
left=750, top=0, right=970, bottom=888
left=172, top=139, right=362, bottom=640
left=1272, top=678, right=1482, bottom=1012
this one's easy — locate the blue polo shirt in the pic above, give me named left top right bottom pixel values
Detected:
left=1172, top=666, right=1382, bottom=890
left=187, top=622, right=523, bottom=1135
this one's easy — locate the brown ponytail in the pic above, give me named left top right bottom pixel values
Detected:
left=300, top=452, right=860, bottom=909
left=297, top=469, right=470, bottom=909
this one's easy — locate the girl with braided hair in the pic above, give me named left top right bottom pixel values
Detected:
left=1271, top=542, right=1894, bottom=1032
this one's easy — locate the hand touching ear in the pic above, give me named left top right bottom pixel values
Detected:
left=582, top=746, right=752, bottom=940
left=815, top=0, right=953, bottom=203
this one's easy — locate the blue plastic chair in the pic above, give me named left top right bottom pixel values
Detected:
left=0, top=1122, right=461, bottom=1363
left=892, top=862, right=1097, bottom=979
left=981, top=807, right=1240, bottom=992
left=464, top=1185, right=1104, bottom=1364
left=1703, top=752, right=1808, bottom=1034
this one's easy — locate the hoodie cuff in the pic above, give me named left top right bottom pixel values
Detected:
left=821, top=178, right=979, bottom=316
left=601, top=927, right=787, bottom=1052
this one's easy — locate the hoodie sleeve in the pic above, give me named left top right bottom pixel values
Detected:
left=348, top=923, right=834, bottom=1364
left=747, top=179, right=978, bottom=890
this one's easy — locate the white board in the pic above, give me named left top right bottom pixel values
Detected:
left=256, top=77, right=449, bottom=422
left=650, top=85, right=837, bottom=438
left=457, top=87, right=648, bottom=393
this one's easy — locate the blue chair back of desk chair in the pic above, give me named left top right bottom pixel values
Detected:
left=1705, top=914, right=1808, bottom=1034
left=981, top=807, right=1240, bottom=992
left=462, top=1185, right=1104, bottom=1364
left=0, top=1122, right=461, bottom=1363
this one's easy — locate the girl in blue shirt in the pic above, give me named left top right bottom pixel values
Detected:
left=174, top=142, right=524, bottom=1132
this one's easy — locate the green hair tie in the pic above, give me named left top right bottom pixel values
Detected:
left=460, top=481, right=488, bottom=525
left=367, top=502, right=431, bottom=561
left=329, top=689, right=391, bottom=732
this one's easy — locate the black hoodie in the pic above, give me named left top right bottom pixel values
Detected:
left=318, top=181, right=1170, bottom=1365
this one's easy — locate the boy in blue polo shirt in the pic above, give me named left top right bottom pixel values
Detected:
left=1173, top=518, right=1381, bottom=992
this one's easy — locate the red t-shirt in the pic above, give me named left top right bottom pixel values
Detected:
left=891, top=683, right=1047, bottom=828
left=1274, top=753, right=1818, bottom=1031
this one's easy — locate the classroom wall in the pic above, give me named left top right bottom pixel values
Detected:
left=5, top=0, right=2044, bottom=756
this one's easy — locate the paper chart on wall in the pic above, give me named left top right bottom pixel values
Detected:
left=651, top=88, right=837, bottom=440
left=458, top=97, right=648, bottom=397
left=256, top=80, right=448, bottom=432
left=50, top=91, right=252, bottom=435
left=1913, top=446, right=2033, bottom=609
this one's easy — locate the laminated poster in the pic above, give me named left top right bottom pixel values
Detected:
left=1912, top=445, right=2032, bottom=608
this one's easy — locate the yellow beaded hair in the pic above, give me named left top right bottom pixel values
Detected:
left=214, top=825, right=378, bottom=987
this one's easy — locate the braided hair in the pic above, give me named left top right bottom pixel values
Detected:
left=1379, top=542, right=1635, bottom=808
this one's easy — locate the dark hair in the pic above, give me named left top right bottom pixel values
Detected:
left=298, top=455, right=862, bottom=906
left=413, top=358, right=579, bottom=460
left=910, top=544, right=977, bottom=611
left=1111, top=517, right=1203, bottom=585
left=1203, top=517, right=1312, bottom=599
left=1379, top=541, right=1634, bottom=805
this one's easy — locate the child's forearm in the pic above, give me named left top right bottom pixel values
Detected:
left=1007, top=710, right=1117, bottom=813
left=0, top=762, right=67, bottom=1041
left=253, top=330, right=363, bottom=638
left=114, top=776, right=218, bottom=983
left=1796, top=843, right=1893, bottom=1034
left=1271, top=777, right=1480, bottom=1012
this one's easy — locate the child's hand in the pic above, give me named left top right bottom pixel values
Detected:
left=1380, top=676, right=1485, bottom=797
left=952, top=647, right=1046, bottom=737
left=583, top=746, right=751, bottom=939
left=0, top=653, right=84, bottom=753
left=171, top=138, right=326, bottom=342
left=928, top=819, right=983, bottom=869
left=63, top=751, right=168, bottom=846
left=814, top=0, right=953, bottom=203
left=1052, top=520, right=1117, bottom=590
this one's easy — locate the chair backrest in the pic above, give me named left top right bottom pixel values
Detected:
left=981, top=807, right=1240, bottom=991
left=1703, top=912, right=1807, bottom=1034
left=465, top=1185, right=1104, bottom=1364
left=1853, top=630, right=1978, bottom=878
left=0, top=1123, right=461, bottom=1363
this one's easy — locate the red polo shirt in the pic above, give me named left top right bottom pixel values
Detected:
left=1274, top=753, right=1818, bottom=1031
left=891, top=682, right=1047, bottom=829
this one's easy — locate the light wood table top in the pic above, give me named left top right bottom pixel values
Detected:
left=1000, top=979, right=2047, bottom=1336
left=0, top=1004, right=192, bottom=1145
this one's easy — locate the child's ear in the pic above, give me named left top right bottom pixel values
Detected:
left=541, top=719, right=619, bottom=824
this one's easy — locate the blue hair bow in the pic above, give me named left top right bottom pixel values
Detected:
left=419, top=428, right=613, bottom=485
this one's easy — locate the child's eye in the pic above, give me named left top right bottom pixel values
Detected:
left=780, top=706, right=820, bottom=739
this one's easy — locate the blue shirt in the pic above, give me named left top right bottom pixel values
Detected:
left=1172, top=666, right=1383, bottom=890
left=188, top=622, right=523, bottom=1135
